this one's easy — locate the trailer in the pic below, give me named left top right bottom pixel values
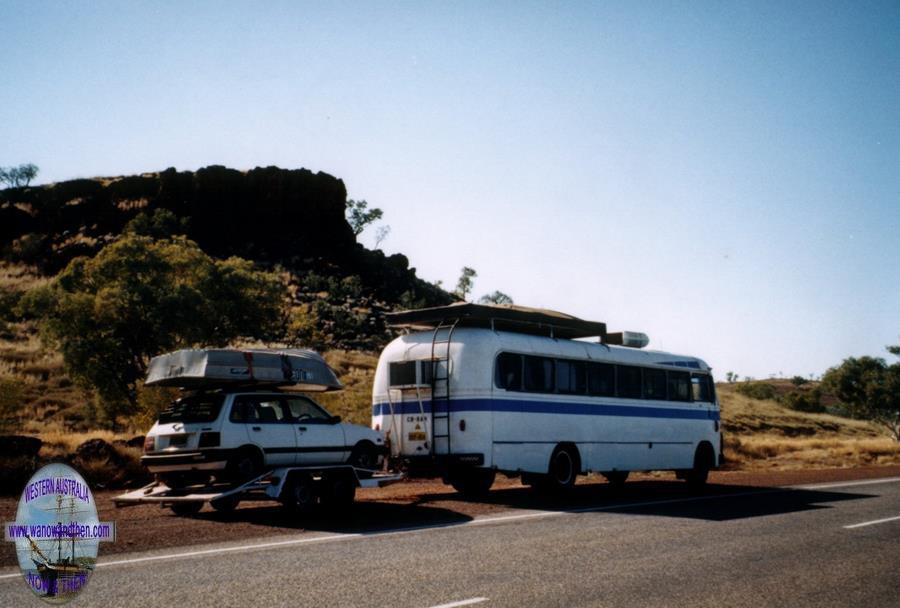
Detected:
left=115, top=465, right=404, bottom=515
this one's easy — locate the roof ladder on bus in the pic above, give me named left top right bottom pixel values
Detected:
left=430, top=318, right=458, bottom=457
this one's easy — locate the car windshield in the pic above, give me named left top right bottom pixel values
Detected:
left=158, top=394, right=225, bottom=424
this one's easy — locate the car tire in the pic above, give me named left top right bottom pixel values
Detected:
left=227, top=447, right=263, bottom=483
left=348, top=441, right=378, bottom=478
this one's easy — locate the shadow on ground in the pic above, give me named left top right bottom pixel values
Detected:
left=188, top=480, right=875, bottom=532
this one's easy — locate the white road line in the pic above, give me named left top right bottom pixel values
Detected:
left=2, top=475, right=899, bottom=581
left=427, top=597, right=488, bottom=608
left=794, top=476, right=900, bottom=490
left=843, top=515, right=900, bottom=529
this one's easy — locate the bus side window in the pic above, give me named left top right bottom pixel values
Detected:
left=616, top=365, right=642, bottom=399
left=495, top=353, right=523, bottom=391
left=667, top=371, right=691, bottom=402
left=691, top=374, right=712, bottom=402
left=524, top=356, right=555, bottom=393
left=556, top=359, right=586, bottom=394
left=587, top=362, right=614, bottom=396
left=643, top=368, right=667, bottom=400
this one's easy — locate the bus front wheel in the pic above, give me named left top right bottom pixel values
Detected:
left=536, top=444, right=580, bottom=492
left=684, top=443, right=714, bottom=490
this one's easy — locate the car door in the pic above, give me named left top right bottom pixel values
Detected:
left=284, top=396, right=347, bottom=465
left=232, top=394, right=298, bottom=467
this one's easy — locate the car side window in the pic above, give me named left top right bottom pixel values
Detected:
left=230, top=396, right=289, bottom=423
left=285, top=396, right=331, bottom=423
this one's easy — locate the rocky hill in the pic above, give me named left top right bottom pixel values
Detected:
left=0, top=165, right=452, bottom=348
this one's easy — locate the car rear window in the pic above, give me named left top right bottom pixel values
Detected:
left=158, top=394, right=225, bottom=423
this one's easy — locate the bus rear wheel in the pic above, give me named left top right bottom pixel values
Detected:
left=447, top=468, right=496, bottom=498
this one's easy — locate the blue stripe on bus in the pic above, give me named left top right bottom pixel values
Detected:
left=371, top=398, right=719, bottom=421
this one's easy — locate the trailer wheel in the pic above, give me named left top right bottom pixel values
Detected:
left=320, top=473, right=356, bottom=510
left=281, top=473, right=317, bottom=514
left=169, top=502, right=203, bottom=516
left=602, top=471, right=629, bottom=486
left=448, top=468, right=496, bottom=498
left=210, top=495, right=241, bottom=513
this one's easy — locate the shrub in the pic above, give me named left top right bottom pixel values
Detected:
left=734, top=381, right=778, bottom=401
left=781, top=388, right=825, bottom=413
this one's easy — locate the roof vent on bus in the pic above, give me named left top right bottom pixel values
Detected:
left=604, top=331, right=649, bottom=349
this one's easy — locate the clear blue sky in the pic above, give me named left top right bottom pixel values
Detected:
left=1, top=1, right=897, bottom=379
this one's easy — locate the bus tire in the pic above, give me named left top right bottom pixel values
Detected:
left=547, top=444, right=580, bottom=492
left=281, top=473, right=317, bottom=514
left=169, top=501, right=203, bottom=516
left=602, top=471, right=629, bottom=486
left=448, top=468, right=496, bottom=498
left=684, top=442, right=714, bottom=490
left=209, top=495, right=241, bottom=513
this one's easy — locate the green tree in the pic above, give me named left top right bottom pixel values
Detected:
left=20, top=234, right=287, bottom=427
left=346, top=199, right=384, bottom=236
left=821, top=345, right=900, bottom=441
left=0, top=163, right=39, bottom=188
left=454, top=266, right=477, bottom=301
left=478, top=290, right=513, bottom=305
left=124, top=209, right=189, bottom=239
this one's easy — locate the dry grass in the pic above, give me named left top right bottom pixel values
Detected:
left=718, top=383, right=898, bottom=469
left=725, top=435, right=900, bottom=469
left=719, top=384, right=878, bottom=438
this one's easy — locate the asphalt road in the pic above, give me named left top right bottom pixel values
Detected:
left=2, top=475, right=899, bottom=607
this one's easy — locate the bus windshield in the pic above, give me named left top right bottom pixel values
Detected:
left=158, top=394, right=225, bottom=424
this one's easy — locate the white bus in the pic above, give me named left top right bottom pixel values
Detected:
left=371, top=303, right=721, bottom=495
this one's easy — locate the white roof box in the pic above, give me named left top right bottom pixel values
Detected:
left=145, top=348, right=343, bottom=392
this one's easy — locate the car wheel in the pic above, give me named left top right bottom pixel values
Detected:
left=348, top=442, right=378, bottom=478
left=227, top=448, right=263, bottom=483
left=281, top=473, right=317, bottom=514
left=169, top=502, right=203, bottom=516
left=448, top=468, right=496, bottom=498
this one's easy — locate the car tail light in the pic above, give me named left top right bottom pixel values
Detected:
left=143, top=435, right=155, bottom=453
left=198, top=432, right=220, bottom=448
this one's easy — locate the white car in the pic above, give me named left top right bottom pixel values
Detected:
left=141, top=390, right=386, bottom=487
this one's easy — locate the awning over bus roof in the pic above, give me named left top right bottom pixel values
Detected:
left=145, top=348, right=343, bottom=391
left=385, top=303, right=608, bottom=340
